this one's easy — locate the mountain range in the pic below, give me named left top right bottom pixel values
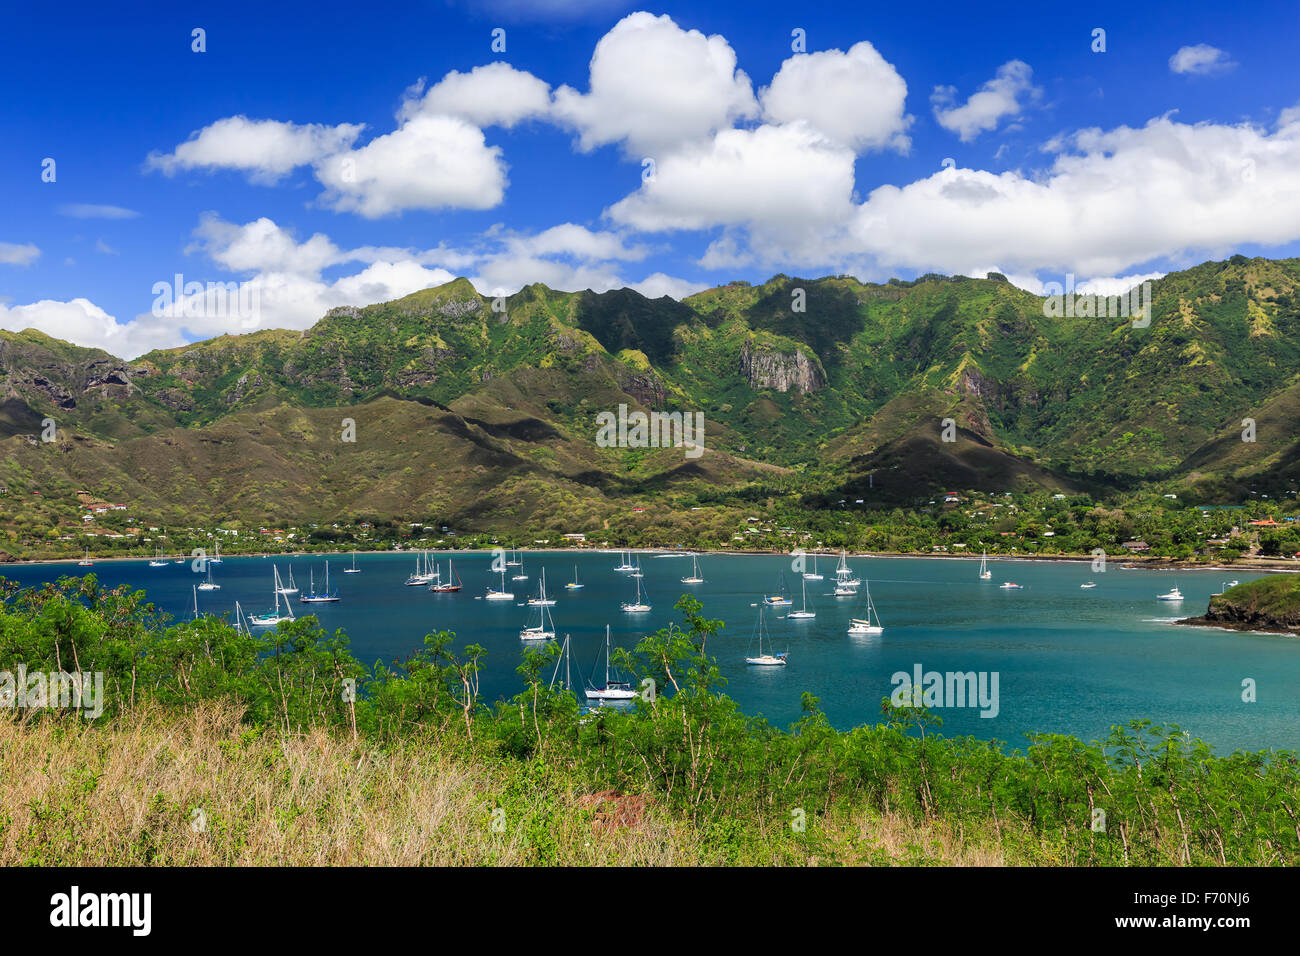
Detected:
left=3, top=255, right=1299, bottom=532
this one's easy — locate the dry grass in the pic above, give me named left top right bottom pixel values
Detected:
left=0, top=703, right=1017, bottom=866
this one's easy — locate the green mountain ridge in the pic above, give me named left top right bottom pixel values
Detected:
left=3, top=254, right=1299, bottom=529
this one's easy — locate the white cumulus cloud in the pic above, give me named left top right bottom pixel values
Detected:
left=146, top=116, right=364, bottom=183
left=1169, top=44, right=1235, bottom=76
left=932, top=60, right=1041, bottom=142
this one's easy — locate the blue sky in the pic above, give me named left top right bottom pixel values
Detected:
left=2, top=0, right=1299, bottom=357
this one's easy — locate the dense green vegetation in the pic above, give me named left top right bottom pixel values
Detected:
left=2, top=578, right=1295, bottom=865
left=4, top=257, right=1300, bottom=546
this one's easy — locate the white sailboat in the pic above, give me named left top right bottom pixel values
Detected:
left=277, top=565, right=299, bottom=595
left=485, top=565, right=514, bottom=601
left=979, top=551, right=992, bottom=580
left=506, top=548, right=522, bottom=567
left=344, top=551, right=361, bottom=574
left=585, top=626, right=638, bottom=700
left=526, top=569, right=556, bottom=606
left=197, top=562, right=220, bottom=591
left=77, top=549, right=93, bottom=567
left=621, top=572, right=650, bottom=613
left=746, top=605, right=788, bottom=666
left=405, top=551, right=434, bottom=586
left=835, top=550, right=861, bottom=587
left=564, top=565, right=584, bottom=590
left=787, top=577, right=816, bottom=619
left=680, top=553, right=704, bottom=585
left=802, top=552, right=823, bottom=581
left=149, top=548, right=168, bottom=567
left=210, top=539, right=222, bottom=564
left=613, top=550, right=636, bottom=572
left=511, top=551, right=529, bottom=581
left=520, top=575, right=556, bottom=641
left=847, top=580, right=883, bottom=635
left=249, top=567, right=295, bottom=626
left=430, top=560, right=462, bottom=592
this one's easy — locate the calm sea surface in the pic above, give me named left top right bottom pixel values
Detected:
left=5, top=551, right=1296, bottom=754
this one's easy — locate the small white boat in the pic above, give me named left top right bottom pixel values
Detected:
left=505, top=548, right=522, bottom=567
left=343, top=552, right=361, bottom=574
left=613, top=550, right=637, bottom=572
left=979, top=550, right=992, bottom=580
left=763, top=573, right=794, bottom=606
left=802, top=552, right=823, bottom=581
left=586, top=626, right=638, bottom=699
left=485, top=565, right=514, bottom=601
left=833, top=584, right=857, bottom=596
left=249, top=567, right=295, bottom=626
left=847, top=581, right=883, bottom=634
left=406, top=551, right=436, bottom=586
left=564, top=565, right=584, bottom=590
left=621, top=572, right=650, bottom=613
left=526, top=570, right=556, bottom=606
left=197, top=563, right=220, bottom=591
left=746, top=605, right=788, bottom=666
left=149, top=548, right=168, bottom=567
left=77, top=549, right=93, bottom=567
left=1080, top=581, right=1097, bottom=589
left=999, top=582, right=1024, bottom=590
left=1226, top=580, right=1239, bottom=588
left=511, top=551, right=529, bottom=581
left=1156, top=586, right=1184, bottom=602
left=834, top=550, right=861, bottom=587
left=787, top=577, right=815, bottom=619
left=277, top=565, right=299, bottom=595
left=680, top=554, right=704, bottom=585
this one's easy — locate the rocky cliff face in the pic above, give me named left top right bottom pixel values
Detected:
left=739, top=340, right=824, bottom=394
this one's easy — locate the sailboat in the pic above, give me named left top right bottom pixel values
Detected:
left=564, top=565, right=584, bottom=590
left=210, top=540, right=222, bottom=564
left=585, top=626, right=637, bottom=699
left=621, top=572, right=651, bottom=613
left=249, top=567, right=295, bottom=626
left=77, top=549, right=93, bottom=567
left=300, top=563, right=340, bottom=603
left=430, top=560, right=462, bottom=592
left=680, top=554, right=704, bottom=585
left=405, top=551, right=434, bottom=586
left=197, top=562, right=220, bottom=591
left=802, top=552, right=823, bottom=581
left=520, top=575, right=557, bottom=641
left=485, top=564, right=514, bottom=601
left=149, top=548, right=168, bottom=567
left=787, top=577, right=815, bottom=619
left=613, top=550, right=636, bottom=572
left=232, top=600, right=250, bottom=635
left=746, top=605, right=788, bottom=666
left=527, top=569, right=556, bottom=606
left=511, top=551, right=529, bottom=581
left=979, top=551, right=992, bottom=580
left=277, top=565, right=299, bottom=595
left=835, top=550, right=861, bottom=587
left=630, top=557, right=643, bottom=578
left=847, top=580, right=883, bottom=635
left=343, top=551, right=361, bottom=574
left=506, top=548, right=522, bottom=567
left=763, top=572, right=793, bottom=606
left=174, top=553, right=185, bottom=564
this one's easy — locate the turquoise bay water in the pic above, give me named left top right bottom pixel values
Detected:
left=5, top=551, right=1297, bottom=753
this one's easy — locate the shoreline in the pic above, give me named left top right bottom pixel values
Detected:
left=4, top=545, right=1296, bottom=576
